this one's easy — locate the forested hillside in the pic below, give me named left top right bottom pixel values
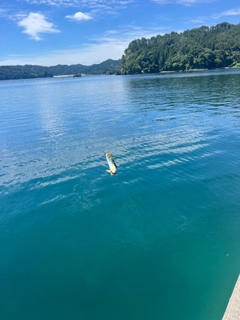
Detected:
left=118, top=22, right=240, bottom=74
left=0, top=59, right=120, bottom=80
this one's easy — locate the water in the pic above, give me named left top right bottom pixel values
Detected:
left=0, top=69, right=240, bottom=320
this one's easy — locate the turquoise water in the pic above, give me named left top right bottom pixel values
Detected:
left=0, top=70, right=240, bottom=320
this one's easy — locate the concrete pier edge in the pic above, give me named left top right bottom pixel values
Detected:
left=222, top=275, right=240, bottom=320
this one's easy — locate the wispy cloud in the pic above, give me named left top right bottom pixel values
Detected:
left=0, top=8, right=7, bottom=15
left=21, top=0, right=137, bottom=22
left=23, top=0, right=137, bottom=20
left=189, top=18, right=206, bottom=24
left=0, top=24, right=169, bottom=66
left=25, top=0, right=135, bottom=9
left=213, top=7, right=240, bottom=19
left=91, top=25, right=170, bottom=44
left=152, top=0, right=217, bottom=5
left=188, top=7, right=240, bottom=25
left=65, top=11, right=93, bottom=21
left=24, top=0, right=82, bottom=6
left=17, top=12, right=60, bottom=40
left=0, top=7, right=11, bottom=19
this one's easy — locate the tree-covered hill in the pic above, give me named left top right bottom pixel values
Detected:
left=118, top=22, right=240, bottom=74
left=0, top=59, right=120, bottom=80
left=86, top=59, right=121, bottom=74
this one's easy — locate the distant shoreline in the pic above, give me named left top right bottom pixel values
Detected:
left=1, top=65, right=240, bottom=81
left=0, top=59, right=120, bottom=81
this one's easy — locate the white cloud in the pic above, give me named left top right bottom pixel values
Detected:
left=22, top=0, right=136, bottom=21
left=152, top=0, right=216, bottom=5
left=213, top=8, right=240, bottom=19
left=18, top=12, right=60, bottom=40
left=0, top=8, right=7, bottom=15
left=0, top=25, right=168, bottom=66
left=65, top=12, right=93, bottom=21
left=25, top=0, right=80, bottom=6
left=0, top=43, right=124, bottom=66
left=25, top=0, right=135, bottom=9
left=189, top=7, right=240, bottom=23
left=189, top=18, right=206, bottom=24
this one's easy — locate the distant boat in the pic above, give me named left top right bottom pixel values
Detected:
left=53, top=74, right=74, bottom=78
left=106, top=152, right=118, bottom=175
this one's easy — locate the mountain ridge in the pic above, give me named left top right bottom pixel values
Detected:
left=0, top=59, right=120, bottom=80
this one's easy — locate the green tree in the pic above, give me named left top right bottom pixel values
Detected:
left=119, top=22, right=240, bottom=74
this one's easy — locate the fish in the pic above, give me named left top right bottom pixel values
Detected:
left=106, top=151, right=118, bottom=175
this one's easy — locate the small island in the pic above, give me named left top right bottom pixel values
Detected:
left=73, top=73, right=82, bottom=77
left=0, top=59, right=120, bottom=80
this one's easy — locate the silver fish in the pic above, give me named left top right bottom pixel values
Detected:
left=106, top=151, right=118, bottom=175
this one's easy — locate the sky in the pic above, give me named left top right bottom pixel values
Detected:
left=1, top=0, right=240, bottom=66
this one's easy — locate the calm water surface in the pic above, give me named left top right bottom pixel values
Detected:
left=0, top=69, right=240, bottom=320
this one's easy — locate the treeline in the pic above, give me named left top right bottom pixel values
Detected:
left=118, top=22, right=240, bottom=74
left=0, top=59, right=120, bottom=80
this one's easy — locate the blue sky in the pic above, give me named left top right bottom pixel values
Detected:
left=1, top=0, right=240, bottom=66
